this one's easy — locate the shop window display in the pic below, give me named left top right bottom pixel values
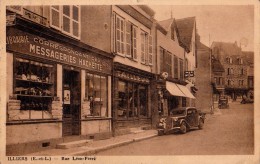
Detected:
left=85, top=73, right=107, bottom=117
left=117, top=80, right=148, bottom=119
left=13, top=57, right=55, bottom=119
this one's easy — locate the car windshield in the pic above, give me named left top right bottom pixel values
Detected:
left=171, top=109, right=186, bottom=116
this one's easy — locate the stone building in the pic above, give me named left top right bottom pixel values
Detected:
left=211, top=41, right=253, bottom=100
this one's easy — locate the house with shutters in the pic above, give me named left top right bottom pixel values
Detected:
left=82, top=5, right=156, bottom=135
left=149, top=17, right=196, bottom=126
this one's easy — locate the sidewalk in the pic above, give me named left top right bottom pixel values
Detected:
left=26, top=129, right=158, bottom=156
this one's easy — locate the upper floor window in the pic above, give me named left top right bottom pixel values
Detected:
left=179, top=59, right=184, bottom=80
left=227, top=57, right=233, bottom=64
left=140, top=30, right=153, bottom=65
left=227, top=68, right=234, bottom=75
left=115, top=15, right=125, bottom=55
left=160, top=48, right=171, bottom=76
left=174, top=56, right=179, bottom=78
left=238, top=58, right=243, bottom=64
left=125, top=21, right=137, bottom=60
left=240, top=68, right=244, bottom=75
left=114, top=13, right=152, bottom=65
left=50, top=5, right=80, bottom=39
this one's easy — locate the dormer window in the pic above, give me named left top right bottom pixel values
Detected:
left=227, top=57, right=233, bottom=64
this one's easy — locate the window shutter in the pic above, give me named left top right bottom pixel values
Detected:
left=115, top=16, right=121, bottom=53
left=145, top=34, right=148, bottom=64
left=141, top=32, right=145, bottom=63
left=160, top=48, right=164, bottom=73
left=50, top=6, right=61, bottom=30
left=132, top=26, right=137, bottom=61
left=125, top=21, right=131, bottom=58
left=72, top=6, right=80, bottom=38
left=148, top=35, right=153, bottom=65
left=112, top=12, right=116, bottom=52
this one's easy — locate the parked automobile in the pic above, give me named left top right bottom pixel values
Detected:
left=157, top=107, right=206, bottom=135
left=218, top=96, right=229, bottom=109
left=241, top=96, right=254, bottom=104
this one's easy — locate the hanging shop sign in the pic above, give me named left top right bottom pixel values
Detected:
left=6, top=27, right=112, bottom=74
left=115, top=71, right=150, bottom=83
left=184, top=71, right=194, bottom=78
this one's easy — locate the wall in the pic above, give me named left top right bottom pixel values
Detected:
left=156, top=29, right=184, bottom=75
left=81, top=119, right=111, bottom=135
left=195, top=48, right=213, bottom=112
left=6, top=122, right=62, bottom=145
left=81, top=5, right=112, bottom=53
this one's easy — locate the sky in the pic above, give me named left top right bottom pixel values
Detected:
left=150, top=5, right=254, bottom=51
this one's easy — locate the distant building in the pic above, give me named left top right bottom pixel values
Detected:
left=243, top=51, right=254, bottom=100
left=211, top=41, right=253, bottom=101
left=195, top=41, right=213, bottom=112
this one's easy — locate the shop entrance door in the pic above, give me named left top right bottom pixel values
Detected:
left=62, top=69, right=81, bottom=136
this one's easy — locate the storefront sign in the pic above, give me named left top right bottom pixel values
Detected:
left=116, top=71, right=150, bottom=83
left=6, top=27, right=112, bottom=74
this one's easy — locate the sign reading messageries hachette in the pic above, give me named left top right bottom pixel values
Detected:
left=6, top=27, right=112, bottom=74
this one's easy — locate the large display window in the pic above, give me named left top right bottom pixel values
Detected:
left=117, top=80, right=148, bottom=119
left=85, top=73, right=108, bottom=117
left=13, top=56, right=56, bottom=119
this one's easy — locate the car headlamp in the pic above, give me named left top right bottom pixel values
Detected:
left=173, top=117, right=178, bottom=122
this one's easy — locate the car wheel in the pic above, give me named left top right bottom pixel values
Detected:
left=198, top=119, right=204, bottom=129
left=158, top=130, right=165, bottom=136
left=180, top=122, right=187, bottom=134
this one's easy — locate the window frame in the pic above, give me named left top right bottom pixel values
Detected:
left=50, top=5, right=81, bottom=40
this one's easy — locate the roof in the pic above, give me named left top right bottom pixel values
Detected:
left=212, top=57, right=225, bottom=72
left=176, top=17, right=196, bottom=51
left=242, top=51, right=254, bottom=64
left=211, top=41, right=243, bottom=56
left=158, top=18, right=174, bottom=31
left=197, top=42, right=210, bottom=51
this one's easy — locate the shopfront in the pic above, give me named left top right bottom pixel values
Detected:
left=113, top=63, right=153, bottom=135
left=156, top=79, right=195, bottom=117
left=6, top=25, right=113, bottom=155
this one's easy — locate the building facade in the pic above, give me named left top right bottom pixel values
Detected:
left=211, top=42, right=253, bottom=101
left=195, top=41, right=214, bottom=112
left=176, top=17, right=198, bottom=107
left=148, top=17, right=197, bottom=126
left=81, top=5, right=156, bottom=135
left=6, top=5, right=114, bottom=155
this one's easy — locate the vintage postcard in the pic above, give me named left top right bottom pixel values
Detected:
left=0, top=0, right=259, bottom=163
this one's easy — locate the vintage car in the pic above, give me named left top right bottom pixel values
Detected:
left=158, top=107, right=206, bottom=135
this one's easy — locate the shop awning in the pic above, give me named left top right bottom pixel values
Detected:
left=166, top=81, right=186, bottom=97
left=176, top=84, right=196, bottom=99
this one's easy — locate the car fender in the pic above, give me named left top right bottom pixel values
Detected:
left=179, top=119, right=191, bottom=128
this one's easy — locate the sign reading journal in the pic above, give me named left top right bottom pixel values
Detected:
left=6, top=27, right=112, bottom=74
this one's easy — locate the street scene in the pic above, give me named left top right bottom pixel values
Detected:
left=3, top=3, right=255, bottom=163
left=95, top=102, right=254, bottom=155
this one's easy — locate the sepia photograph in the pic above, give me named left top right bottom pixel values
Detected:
left=0, top=0, right=259, bottom=163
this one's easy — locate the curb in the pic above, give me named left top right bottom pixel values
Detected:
left=69, top=134, right=158, bottom=156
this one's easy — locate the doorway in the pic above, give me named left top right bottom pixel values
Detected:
left=62, top=69, right=81, bottom=136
